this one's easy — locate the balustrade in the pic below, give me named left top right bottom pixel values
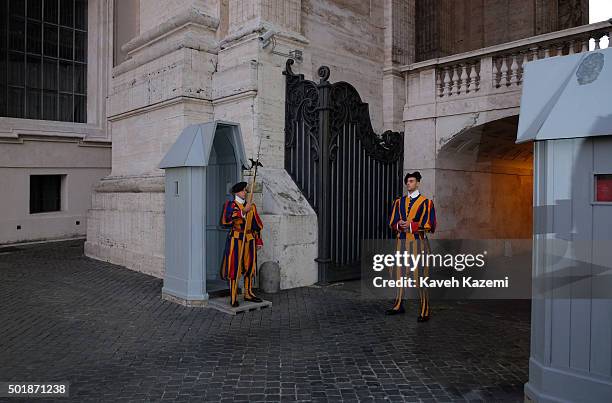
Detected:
left=405, top=22, right=612, bottom=100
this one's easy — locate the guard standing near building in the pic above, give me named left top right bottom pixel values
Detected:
left=387, top=171, right=436, bottom=321
left=220, top=181, right=264, bottom=307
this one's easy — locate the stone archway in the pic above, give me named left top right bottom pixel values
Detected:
left=435, top=115, right=533, bottom=240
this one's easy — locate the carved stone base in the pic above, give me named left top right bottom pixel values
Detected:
left=85, top=179, right=165, bottom=278
left=161, top=291, right=209, bottom=307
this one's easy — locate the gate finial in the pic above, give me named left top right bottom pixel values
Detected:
left=283, top=59, right=296, bottom=76
left=317, top=66, right=330, bottom=81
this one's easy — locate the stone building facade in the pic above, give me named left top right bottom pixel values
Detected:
left=1, top=0, right=588, bottom=288
left=0, top=0, right=112, bottom=245
left=84, top=0, right=588, bottom=288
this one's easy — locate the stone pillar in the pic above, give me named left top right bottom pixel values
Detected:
left=383, top=0, right=414, bottom=132
left=113, top=0, right=139, bottom=66
left=86, top=0, right=221, bottom=277
left=403, top=67, right=437, bottom=202
left=213, top=0, right=318, bottom=289
left=384, top=0, right=414, bottom=67
left=219, top=0, right=304, bottom=168
left=535, top=0, right=558, bottom=35
left=557, top=0, right=589, bottom=29
left=415, top=0, right=437, bottom=62
left=535, top=0, right=589, bottom=35
left=228, top=0, right=301, bottom=35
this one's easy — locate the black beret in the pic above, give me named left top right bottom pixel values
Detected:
left=231, top=181, right=248, bottom=193
left=404, top=171, right=422, bottom=183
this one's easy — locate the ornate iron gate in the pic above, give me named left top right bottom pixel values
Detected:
left=284, top=60, right=403, bottom=282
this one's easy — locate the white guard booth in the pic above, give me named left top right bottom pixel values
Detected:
left=159, top=121, right=247, bottom=306
left=518, top=47, right=612, bottom=402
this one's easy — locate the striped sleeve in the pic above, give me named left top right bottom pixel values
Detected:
left=252, top=205, right=264, bottom=246
left=221, top=201, right=243, bottom=226
left=420, top=199, right=436, bottom=233
left=389, top=198, right=401, bottom=232
left=220, top=201, right=233, bottom=226
left=252, top=204, right=264, bottom=231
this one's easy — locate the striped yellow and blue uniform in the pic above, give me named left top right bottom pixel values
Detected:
left=389, top=195, right=436, bottom=240
left=388, top=194, right=436, bottom=316
left=219, top=199, right=263, bottom=302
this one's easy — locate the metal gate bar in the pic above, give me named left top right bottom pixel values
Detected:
left=284, top=60, right=403, bottom=282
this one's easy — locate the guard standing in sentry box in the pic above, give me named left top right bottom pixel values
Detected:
left=387, top=171, right=437, bottom=321
left=219, top=180, right=264, bottom=308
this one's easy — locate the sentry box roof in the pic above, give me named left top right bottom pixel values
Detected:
left=159, top=121, right=247, bottom=168
left=517, top=46, right=612, bottom=144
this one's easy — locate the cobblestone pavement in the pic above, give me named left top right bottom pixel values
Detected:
left=0, top=240, right=530, bottom=402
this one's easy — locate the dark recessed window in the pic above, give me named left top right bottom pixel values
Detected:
left=1, top=0, right=88, bottom=122
left=30, top=174, right=63, bottom=213
left=595, top=174, right=612, bottom=202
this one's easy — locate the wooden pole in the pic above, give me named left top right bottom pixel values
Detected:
left=234, top=163, right=259, bottom=285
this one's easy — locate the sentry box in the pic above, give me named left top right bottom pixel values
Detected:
left=159, top=121, right=247, bottom=306
left=518, top=47, right=612, bottom=401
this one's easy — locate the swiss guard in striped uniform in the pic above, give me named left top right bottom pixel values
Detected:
left=220, top=181, right=264, bottom=307
left=387, top=171, right=436, bottom=321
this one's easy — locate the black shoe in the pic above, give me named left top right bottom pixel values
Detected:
left=231, top=301, right=239, bottom=308
left=417, top=315, right=430, bottom=322
left=244, top=296, right=263, bottom=303
left=385, top=306, right=405, bottom=315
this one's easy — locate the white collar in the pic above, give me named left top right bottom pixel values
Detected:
left=408, top=190, right=420, bottom=199
left=235, top=195, right=245, bottom=204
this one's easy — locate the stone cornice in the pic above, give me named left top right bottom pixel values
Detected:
left=108, top=96, right=212, bottom=122
left=113, top=30, right=217, bottom=76
left=382, top=65, right=404, bottom=78
left=94, top=175, right=165, bottom=193
left=121, top=7, right=219, bottom=54
left=212, top=90, right=258, bottom=106
left=0, top=133, right=111, bottom=147
left=219, top=20, right=309, bottom=50
left=0, top=123, right=110, bottom=142
left=113, top=9, right=220, bottom=76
